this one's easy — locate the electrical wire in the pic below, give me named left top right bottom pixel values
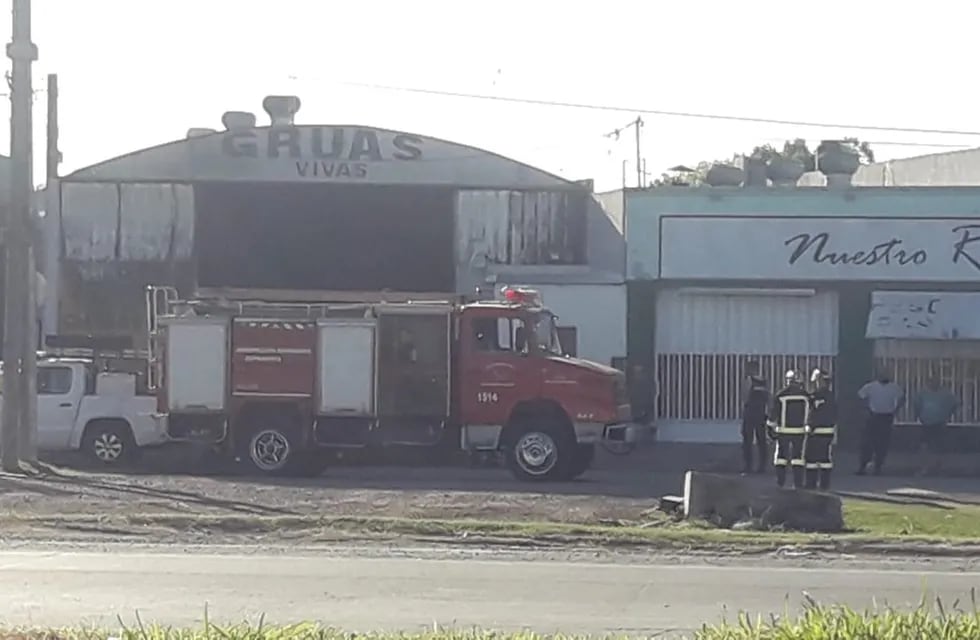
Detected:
left=318, top=78, right=980, bottom=138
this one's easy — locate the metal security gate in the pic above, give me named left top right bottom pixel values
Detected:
left=873, top=339, right=980, bottom=426
left=654, top=288, right=839, bottom=437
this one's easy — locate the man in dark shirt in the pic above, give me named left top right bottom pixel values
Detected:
left=740, top=361, right=770, bottom=475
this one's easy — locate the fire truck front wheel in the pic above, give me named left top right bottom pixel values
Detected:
left=505, top=422, right=575, bottom=482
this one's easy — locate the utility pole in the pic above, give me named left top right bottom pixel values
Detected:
left=2, top=0, right=37, bottom=471
left=604, top=116, right=645, bottom=189
left=633, top=116, right=643, bottom=189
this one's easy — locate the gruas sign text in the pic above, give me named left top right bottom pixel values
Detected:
left=221, top=126, right=424, bottom=181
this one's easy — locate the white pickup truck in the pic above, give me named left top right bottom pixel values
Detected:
left=0, top=357, right=168, bottom=465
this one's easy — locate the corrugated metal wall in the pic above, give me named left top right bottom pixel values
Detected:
left=656, top=289, right=839, bottom=354
left=455, top=190, right=587, bottom=269
left=61, top=182, right=194, bottom=267
left=654, top=289, right=839, bottom=422
left=873, top=339, right=980, bottom=425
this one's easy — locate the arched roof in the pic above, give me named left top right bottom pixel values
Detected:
left=63, top=125, right=582, bottom=191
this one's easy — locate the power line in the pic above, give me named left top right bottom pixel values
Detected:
left=324, top=79, right=980, bottom=138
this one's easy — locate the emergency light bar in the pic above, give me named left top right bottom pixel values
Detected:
left=500, top=286, right=543, bottom=307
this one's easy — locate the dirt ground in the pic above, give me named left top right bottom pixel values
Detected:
left=0, top=445, right=661, bottom=525
left=2, top=442, right=978, bottom=547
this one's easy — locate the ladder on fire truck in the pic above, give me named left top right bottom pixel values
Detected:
left=145, top=285, right=179, bottom=391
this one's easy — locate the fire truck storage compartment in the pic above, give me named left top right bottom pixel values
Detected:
left=193, top=182, right=456, bottom=293
left=163, top=316, right=229, bottom=412
left=376, top=307, right=451, bottom=419
left=231, top=319, right=316, bottom=397
left=316, top=320, right=377, bottom=416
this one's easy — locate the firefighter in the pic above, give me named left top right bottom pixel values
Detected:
left=767, top=370, right=810, bottom=489
left=805, top=368, right=838, bottom=486
left=804, top=368, right=837, bottom=490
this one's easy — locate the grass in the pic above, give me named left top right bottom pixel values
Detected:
left=844, top=500, right=980, bottom=539
left=3, top=496, right=978, bottom=555
left=2, top=595, right=980, bottom=639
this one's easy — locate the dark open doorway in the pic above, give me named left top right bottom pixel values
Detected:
left=193, top=182, right=456, bottom=293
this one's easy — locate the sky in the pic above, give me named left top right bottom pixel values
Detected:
left=2, top=0, right=980, bottom=191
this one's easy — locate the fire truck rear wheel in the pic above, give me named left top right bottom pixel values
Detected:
left=506, top=422, right=574, bottom=482
left=241, top=425, right=303, bottom=476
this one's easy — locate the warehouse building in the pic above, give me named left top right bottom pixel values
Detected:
left=620, top=163, right=980, bottom=443
left=43, top=96, right=626, bottom=367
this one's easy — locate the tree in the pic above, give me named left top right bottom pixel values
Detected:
left=840, top=137, right=875, bottom=164
left=651, top=138, right=874, bottom=186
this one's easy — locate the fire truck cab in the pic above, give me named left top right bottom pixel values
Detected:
left=147, top=285, right=635, bottom=482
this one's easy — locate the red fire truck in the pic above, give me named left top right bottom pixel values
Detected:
left=146, top=285, right=635, bottom=481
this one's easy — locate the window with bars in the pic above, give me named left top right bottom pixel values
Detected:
left=654, top=353, right=837, bottom=422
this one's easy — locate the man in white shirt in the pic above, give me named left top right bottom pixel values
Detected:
left=856, top=370, right=905, bottom=475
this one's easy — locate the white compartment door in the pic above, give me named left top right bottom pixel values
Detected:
left=317, top=321, right=376, bottom=416
left=165, top=318, right=229, bottom=412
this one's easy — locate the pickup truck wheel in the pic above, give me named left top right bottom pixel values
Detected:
left=82, top=421, right=136, bottom=466
left=506, top=423, right=573, bottom=482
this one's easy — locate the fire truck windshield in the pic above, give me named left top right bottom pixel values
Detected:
left=532, top=311, right=563, bottom=356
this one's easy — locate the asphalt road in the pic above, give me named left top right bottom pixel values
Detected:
left=1, top=548, right=978, bottom=637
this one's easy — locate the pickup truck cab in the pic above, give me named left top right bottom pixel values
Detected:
left=0, top=357, right=167, bottom=465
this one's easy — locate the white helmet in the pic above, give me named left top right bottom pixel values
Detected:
left=785, top=369, right=798, bottom=381
left=811, top=368, right=831, bottom=384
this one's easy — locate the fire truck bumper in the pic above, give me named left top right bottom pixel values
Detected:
left=602, top=422, right=641, bottom=444
left=572, top=421, right=641, bottom=445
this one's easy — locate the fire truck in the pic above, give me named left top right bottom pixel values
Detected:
left=145, top=285, right=636, bottom=481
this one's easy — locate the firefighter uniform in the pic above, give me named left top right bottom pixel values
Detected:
left=804, top=369, right=837, bottom=491
left=767, top=371, right=810, bottom=489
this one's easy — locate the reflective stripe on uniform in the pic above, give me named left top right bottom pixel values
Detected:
left=777, top=427, right=806, bottom=435
left=778, top=393, right=811, bottom=433
left=774, top=457, right=788, bottom=466
left=816, top=462, right=834, bottom=470
left=805, top=463, right=820, bottom=470
left=810, top=427, right=836, bottom=436
left=790, top=458, right=806, bottom=467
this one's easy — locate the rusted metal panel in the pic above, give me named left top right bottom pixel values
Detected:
left=118, top=183, right=195, bottom=261
left=61, top=182, right=119, bottom=261
left=455, top=190, right=586, bottom=269
left=231, top=319, right=316, bottom=397
left=456, top=190, right=510, bottom=267
left=654, top=288, right=839, bottom=422
left=172, top=184, right=195, bottom=260
left=62, top=181, right=195, bottom=263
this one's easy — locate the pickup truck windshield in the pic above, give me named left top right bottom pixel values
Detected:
left=532, top=311, right=563, bottom=356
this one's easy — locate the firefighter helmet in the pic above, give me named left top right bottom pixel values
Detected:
left=784, top=369, right=798, bottom=382
left=811, top=368, right=831, bottom=384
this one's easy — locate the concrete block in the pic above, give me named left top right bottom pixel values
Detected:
left=683, top=470, right=844, bottom=533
